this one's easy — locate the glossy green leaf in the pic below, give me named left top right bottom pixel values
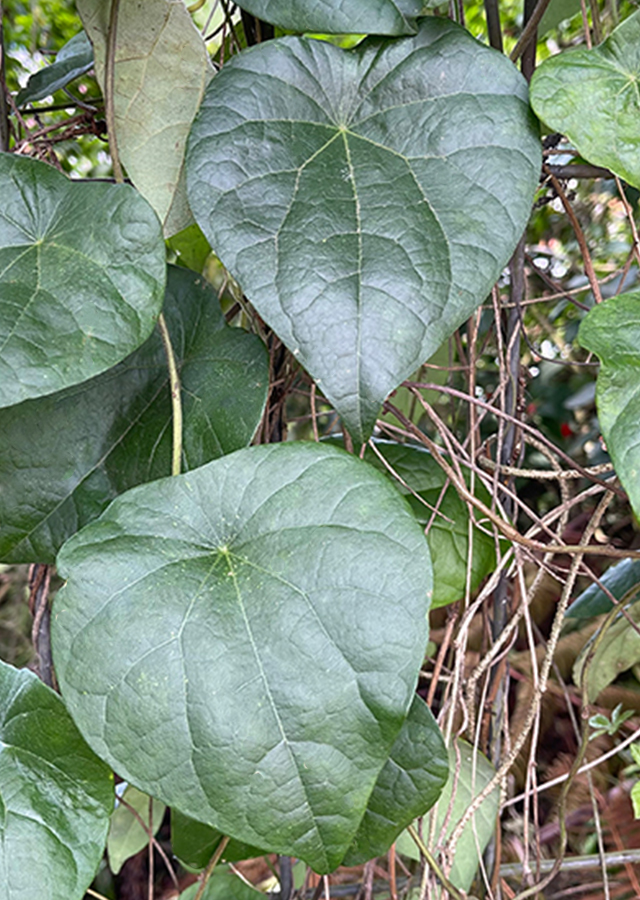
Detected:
left=567, top=558, right=640, bottom=619
left=186, top=19, right=541, bottom=442
left=173, top=696, right=447, bottom=870
left=579, top=291, right=640, bottom=518
left=15, top=31, right=93, bottom=107
left=0, top=153, right=165, bottom=409
left=0, top=659, right=113, bottom=900
left=179, top=866, right=263, bottom=900
left=234, top=0, right=431, bottom=35
left=0, top=265, right=268, bottom=564
left=342, top=694, right=447, bottom=866
left=357, top=440, right=496, bottom=607
left=530, top=10, right=640, bottom=189
left=78, top=0, right=213, bottom=236
left=171, top=809, right=264, bottom=871
left=52, top=442, right=433, bottom=873
left=573, top=595, right=640, bottom=701
left=396, top=740, right=499, bottom=892
left=108, top=785, right=165, bottom=875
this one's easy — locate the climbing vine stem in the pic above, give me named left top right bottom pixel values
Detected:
left=157, top=313, right=183, bottom=477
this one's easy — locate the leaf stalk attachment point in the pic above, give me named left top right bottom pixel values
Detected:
left=106, top=0, right=124, bottom=183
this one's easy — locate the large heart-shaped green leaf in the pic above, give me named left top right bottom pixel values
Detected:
left=52, top=442, right=433, bottom=873
left=78, top=0, right=213, bottom=236
left=578, top=291, right=640, bottom=518
left=171, top=693, right=448, bottom=870
left=0, top=659, right=113, bottom=900
left=186, top=19, right=540, bottom=442
left=342, top=694, right=448, bottom=866
left=0, top=153, right=165, bottom=409
left=234, top=0, right=431, bottom=35
left=0, top=265, right=268, bottom=564
left=16, top=31, right=94, bottom=107
left=530, top=10, right=640, bottom=189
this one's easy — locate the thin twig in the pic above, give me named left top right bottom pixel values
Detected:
left=544, top=167, right=604, bottom=305
left=615, top=175, right=640, bottom=267
left=28, top=564, right=55, bottom=688
left=510, top=490, right=614, bottom=900
left=0, top=6, right=10, bottom=151
left=148, top=794, right=154, bottom=900
left=384, top=402, right=633, bottom=559
left=194, top=836, right=230, bottom=900
left=405, top=382, right=626, bottom=500
left=117, top=795, right=179, bottom=889
left=311, top=383, right=319, bottom=442
left=407, top=824, right=468, bottom=900
left=501, top=848, right=640, bottom=878
left=510, top=0, right=554, bottom=61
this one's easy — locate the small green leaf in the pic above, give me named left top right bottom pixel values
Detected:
left=78, top=0, right=213, bottom=236
left=632, top=781, right=640, bottom=818
left=396, top=740, right=499, bottom=893
left=186, top=19, right=541, bottom=441
left=0, top=265, right=268, bottom=564
left=168, top=224, right=212, bottom=274
left=233, top=0, right=432, bottom=35
left=353, top=440, right=496, bottom=607
left=530, top=10, right=640, bottom=189
left=630, top=743, right=640, bottom=767
left=573, top=596, right=640, bottom=701
left=0, top=659, right=114, bottom=900
left=171, top=809, right=264, bottom=871
left=52, top=442, right=433, bottom=873
left=179, top=866, right=263, bottom=899
left=342, top=694, right=448, bottom=866
left=108, top=786, right=165, bottom=875
left=0, top=153, right=166, bottom=409
left=16, top=31, right=94, bottom=107
left=588, top=704, right=633, bottom=739
left=578, top=292, right=640, bottom=520
left=567, top=559, right=640, bottom=620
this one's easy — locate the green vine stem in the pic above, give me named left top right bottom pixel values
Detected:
left=105, top=0, right=183, bottom=477
left=157, top=313, right=183, bottom=477
left=106, top=0, right=124, bottom=184
left=194, top=836, right=230, bottom=900
left=407, top=824, right=472, bottom=900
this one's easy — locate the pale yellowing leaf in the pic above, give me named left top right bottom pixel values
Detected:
left=78, top=0, right=213, bottom=236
